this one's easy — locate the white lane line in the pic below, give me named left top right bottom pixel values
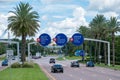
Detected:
left=39, top=65, right=56, bottom=80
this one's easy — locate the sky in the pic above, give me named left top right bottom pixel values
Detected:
left=0, top=0, right=120, bottom=40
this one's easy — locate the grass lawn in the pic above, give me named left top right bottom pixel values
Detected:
left=0, top=64, right=49, bottom=80
left=96, top=63, right=120, bottom=70
left=56, top=56, right=82, bottom=61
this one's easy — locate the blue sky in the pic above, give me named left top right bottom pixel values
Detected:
left=0, top=0, right=120, bottom=39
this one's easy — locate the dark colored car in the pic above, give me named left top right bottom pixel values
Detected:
left=2, top=59, right=8, bottom=66
left=86, top=61, right=95, bottom=67
left=49, top=58, right=55, bottom=63
left=51, top=64, right=64, bottom=73
left=71, top=61, right=79, bottom=67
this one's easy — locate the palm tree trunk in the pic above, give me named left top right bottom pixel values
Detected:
left=112, top=32, right=115, bottom=66
left=21, top=34, right=26, bottom=63
left=94, top=41, right=97, bottom=63
left=104, top=43, right=107, bottom=65
left=83, top=42, right=85, bottom=50
left=98, top=41, right=101, bottom=63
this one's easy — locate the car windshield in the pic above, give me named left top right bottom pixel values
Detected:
left=54, top=65, right=62, bottom=68
left=73, top=61, right=78, bottom=63
left=50, top=58, right=55, bottom=60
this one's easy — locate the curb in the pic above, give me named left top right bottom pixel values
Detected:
left=39, top=64, right=56, bottom=80
left=0, top=66, right=8, bottom=71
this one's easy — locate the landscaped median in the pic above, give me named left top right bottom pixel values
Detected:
left=0, top=62, right=49, bottom=80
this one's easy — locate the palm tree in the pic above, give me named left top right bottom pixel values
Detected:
left=108, top=17, right=120, bottom=66
left=8, top=2, right=40, bottom=62
left=77, top=26, right=91, bottom=38
left=90, top=14, right=107, bottom=63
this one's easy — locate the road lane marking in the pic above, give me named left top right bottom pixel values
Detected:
left=39, top=64, right=56, bottom=80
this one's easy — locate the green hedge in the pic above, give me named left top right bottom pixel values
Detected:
left=11, top=62, right=34, bottom=68
left=11, top=62, right=21, bottom=68
left=22, top=62, right=34, bottom=68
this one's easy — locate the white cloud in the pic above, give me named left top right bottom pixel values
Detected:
left=73, top=7, right=85, bottom=18
left=86, top=0, right=120, bottom=22
left=0, top=13, right=15, bottom=39
left=88, top=0, right=120, bottom=13
left=40, top=0, right=72, bottom=4
left=37, top=7, right=88, bottom=39
left=102, top=12, right=119, bottom=19
left=0, top=0, right=20, bottom=2
left=52, top=15, right=65, bottom=19
left=41, top=4, right=78, bottom=14
left=0, top=0, right=15, bottom=1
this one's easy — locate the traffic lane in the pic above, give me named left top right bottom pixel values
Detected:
left=57, top=60, right=120, bottom=80
left=33, top=57, right=120, bottom=80
left=42, top=64, right=98, bottom=80
left=42, top=60, right=87, bottom=80
left=48, top=65, right=108, bottom=80
left=44, top=61, right=120, bottom=80
left=82, top=66, right=120, bottom=80
left=42, top=64, right=81, bottom=80
left=36, top=58, right=78, bottom=80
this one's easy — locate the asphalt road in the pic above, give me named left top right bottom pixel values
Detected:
left=34, top=56, right=120, bottom=80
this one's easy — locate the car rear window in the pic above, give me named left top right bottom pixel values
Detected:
left=54, top=65, right=62, bottom=68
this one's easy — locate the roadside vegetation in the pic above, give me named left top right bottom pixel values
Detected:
left=96, top=63, right=120, bottom=70
left=0, top=64, right=48, bottom=80
left=56, top=56, right=82, bottom=61
left=0, top=56, right=6, bottom=61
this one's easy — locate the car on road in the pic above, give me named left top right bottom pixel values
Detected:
left=51, top=64, right=64, bottom=73
left=71, top=61, right=79, bottom=67
left=2, top=59, right=8, bottom=66
left=49, top=58, right=55, bottom=63
left=86, top=61, right=95, bottom=67
left=32, top=55, right=41, bottom=59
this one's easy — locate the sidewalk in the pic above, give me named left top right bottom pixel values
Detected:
left=0, top=66, right=8, bottom=71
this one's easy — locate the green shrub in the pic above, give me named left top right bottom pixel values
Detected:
left=22, top=62, right=34, bottom=68
left=11, top=62, right=34, bottom=68
left=11, top=62, right=21, bottom=68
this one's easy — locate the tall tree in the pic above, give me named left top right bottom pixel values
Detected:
left=77, top=26, right=91, bottom=38
left=108, top=17, right=120, bottom=66
left=90, top=14, right=107, bottom=63
left=8, top=2, right=40, bottom=62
